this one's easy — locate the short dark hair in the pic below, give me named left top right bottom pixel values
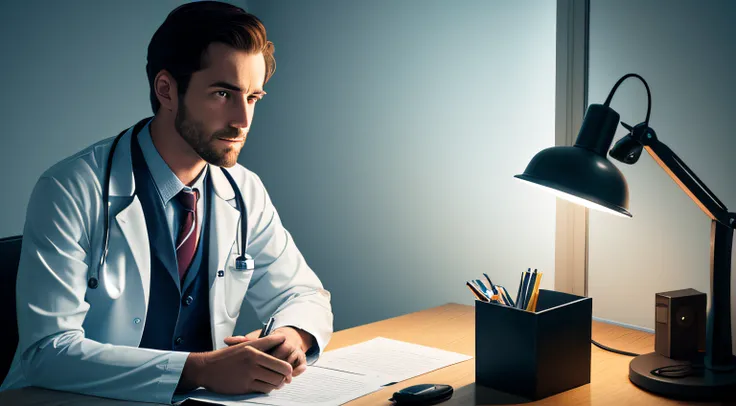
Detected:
left=146, top=1, right=275, bottom=113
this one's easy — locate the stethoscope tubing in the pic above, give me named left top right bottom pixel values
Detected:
left=87, top=118, right=250, bottom=290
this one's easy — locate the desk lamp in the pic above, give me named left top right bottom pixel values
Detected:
left=515, top=73, right=736, bottom=400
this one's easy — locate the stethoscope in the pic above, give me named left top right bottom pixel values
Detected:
left=87, top=117, right=254, bottom=290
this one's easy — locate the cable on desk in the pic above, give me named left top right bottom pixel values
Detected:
left=586, top=296, right=699, bottom=376
left=592, top=339, right=705, bottom=379
left=591, top=339, right=640, bottom=357
left=650, top=363, right=704, bottom=379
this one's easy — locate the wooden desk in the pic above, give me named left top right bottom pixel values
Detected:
left=330, top=303, right=730, bottom=406
left=0, top=303, right=731, bottom=405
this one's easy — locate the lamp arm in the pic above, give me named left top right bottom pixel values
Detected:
left=605, top=73, right=731, bottom=225
left=640, top=132, right=733, bottom=227
left=641, top=129, right=735, bottom=371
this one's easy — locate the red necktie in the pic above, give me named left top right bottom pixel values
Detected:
left=175, top=189, right=200, bottom=282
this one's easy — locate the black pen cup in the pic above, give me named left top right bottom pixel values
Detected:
left=475, top=289, right=592, bottom=400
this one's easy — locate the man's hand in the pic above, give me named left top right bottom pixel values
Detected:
left=179, top=335, right=293, bottom=395
left=224, top=326, right=314, bottom=377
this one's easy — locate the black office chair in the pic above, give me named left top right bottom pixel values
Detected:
left=0, top=235, right=22, bottom=384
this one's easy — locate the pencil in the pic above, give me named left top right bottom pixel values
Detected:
left=466, top=281, right=490, bottom=302
left=529, top=272, right=543, bottom=311
left=515, top=272, right=525, bottom=308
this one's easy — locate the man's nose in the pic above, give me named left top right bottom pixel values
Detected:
left=230, top=101, right=250, bottom=130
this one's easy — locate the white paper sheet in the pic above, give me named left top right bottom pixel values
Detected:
left=174, top=337, right=473, bottom=405
left=315, top=337, right=473, bottom=383
left=176, top=366, right=387, bottom=406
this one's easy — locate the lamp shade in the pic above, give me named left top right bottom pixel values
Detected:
left=515, top=103, right=631, bottom=217
left=515, top=146, right=630, bottom=217
left=515, top=74, right=736, bottom=399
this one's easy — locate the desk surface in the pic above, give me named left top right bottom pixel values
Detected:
left=0, top=303, right=730, bottom=405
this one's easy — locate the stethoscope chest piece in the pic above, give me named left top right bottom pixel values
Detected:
left=236, top=254, right=254, bottom=271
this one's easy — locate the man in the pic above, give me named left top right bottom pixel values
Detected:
left=0, top=2, right=333, bottom=403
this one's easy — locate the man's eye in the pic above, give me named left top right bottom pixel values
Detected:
left=247, top=96, right=260, bottom=103
left=216, top=91, right=229, bottom=98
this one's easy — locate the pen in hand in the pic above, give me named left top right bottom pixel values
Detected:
left=259, top=317, right=275, bottom=338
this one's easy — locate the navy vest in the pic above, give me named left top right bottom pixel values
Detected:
left=130, top=131, right=213, bottom=352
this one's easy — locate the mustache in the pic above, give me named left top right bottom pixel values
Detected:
left=213, top=128, right=245, bottom=140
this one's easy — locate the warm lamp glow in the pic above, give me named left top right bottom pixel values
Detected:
left=515, top=177, right=630, bottom=218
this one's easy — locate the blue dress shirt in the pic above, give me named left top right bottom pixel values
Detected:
left=137, top=122, right=208, bottom=290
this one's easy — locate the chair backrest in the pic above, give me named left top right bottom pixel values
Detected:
left=0, top=235, right=22, bottom=384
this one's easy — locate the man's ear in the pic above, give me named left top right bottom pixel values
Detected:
left=154, top=70, right=179, bottom=112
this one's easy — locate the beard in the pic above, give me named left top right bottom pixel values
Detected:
left=174, top=101, right=244, bottom=168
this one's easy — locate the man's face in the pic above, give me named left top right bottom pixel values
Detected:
left=175, top=43, right=267, bottom=167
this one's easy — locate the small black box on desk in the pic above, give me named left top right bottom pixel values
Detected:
left=475, top=289, right=592, bottom=400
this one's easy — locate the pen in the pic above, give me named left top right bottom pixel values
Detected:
left=482, top=273, right=499, bottom=296
left=529, top=269, right=539, bottom=310
left=523, top=271, right=538, bottom=310
left=259, top=317, right=275, bottom=338
left=469, top=279, right=482, bottom=293
left=517, top=271, right=531, bottom=309
left=472, top=280, right=497, bottom=302
left=485, top=284, right=508, bottom=306
left=498, top=285, right=515, bottom=308
left=515, top=271, right=525, bottom=309
left=475, top=280, right=493, bottom=298
left=480, top=274, right=508, bottom=305
left=466, top=282, right=490, bottom=302
left=528, top=271, right=543, bottom=312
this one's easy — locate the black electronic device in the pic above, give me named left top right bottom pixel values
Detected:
left=389, top=384, right=453, bottom=405
left=655, top=288, right=706, bottom=360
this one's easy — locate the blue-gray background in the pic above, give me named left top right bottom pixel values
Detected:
left=0, top=0, right=557, bottom=333
left=587, top=0, right=736, bottom=350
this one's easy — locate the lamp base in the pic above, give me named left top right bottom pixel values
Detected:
left=629, top=352, right=736, bottom=401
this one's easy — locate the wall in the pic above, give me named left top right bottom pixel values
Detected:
left=0, top=0, right=557, bottom=333
left=0, top=0, right=191, bottom=234
left=587, top=0, right=736, bottom=351
left=238, top=0, right=557, bottom=331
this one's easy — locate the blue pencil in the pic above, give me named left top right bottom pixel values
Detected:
left=515, top=272, right=525, bottom=308
left=498, top=285, right=515, bottom=307
left=475, top=280, right=492, bottom=298
left=517, top=271, right=531, bottom=309
left=483, top=273, right=499, bottom=295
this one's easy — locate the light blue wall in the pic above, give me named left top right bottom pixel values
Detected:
left=237, top=0, right=557, bottom=331
left=0, top=0, right=193, bottom=234
left=0, top=1, right=557, bottom=333
left=587, top=0, right=736, bottom=351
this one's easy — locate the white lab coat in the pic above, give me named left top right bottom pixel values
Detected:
left=0, top=125, right=333, bottom=404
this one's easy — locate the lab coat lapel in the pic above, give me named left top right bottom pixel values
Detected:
left=114, top=197, right=149, bottom=304
left=208, top=165, right=240, bottom=346
left=108, top=127, right=151, bottom=306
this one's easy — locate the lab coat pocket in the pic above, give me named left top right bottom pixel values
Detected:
left=224, top=255, right=253, bottom=319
